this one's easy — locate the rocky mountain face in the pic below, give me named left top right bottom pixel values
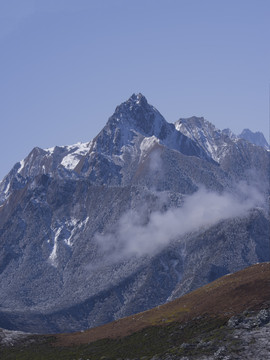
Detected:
left=0, top=94, right=269, bottom=333
left=239, top=128, right=269, bottom=149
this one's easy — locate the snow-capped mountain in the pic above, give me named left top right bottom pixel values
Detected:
left=0, top=142, right=91, bottom=205
left=0, top=94, right=269, bottom=334
left=175, top=117, right=236, bottom=163
left=1, top=94, right=268, bottom=204
left=238, top=128, right=269, bottom=149
left=175, top=116, right=269, bottom=182
left=87, top=93, right=209, bottom=158
left=0, top=94, right=211, bottom=204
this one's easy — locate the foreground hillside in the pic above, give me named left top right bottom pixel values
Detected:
left=1, top=262, right=269, bottom=359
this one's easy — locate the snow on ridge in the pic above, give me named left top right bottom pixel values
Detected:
left=175, top=118, right=229, bottom=162
left=45, top=142, right=91, bottom=170
left=45, top=141, right=90, bottom=153
left=140, top=136, right=159, bottom=153
left=3, top=182, right=10, bottom=195
left=18, top=159, right=25, bottom=174
left=49, top=227, right=62, bottom=267
left=65, top=142, right=90, bottom=152
left=61, top=142, right=90, bottom=170
left=45, top=146, right=55, bottom=155
left=139, top=136, right=160, bottom=162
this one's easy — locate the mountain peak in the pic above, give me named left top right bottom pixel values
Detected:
left=87, top=95, right=213, bottom=163
left=105, top=93, right=167, bottom=138
left=129, top=93, right=148, bottom=105
left=114, top=93, right=149, bottom=115
left=238, top=129, right=269, bottom=149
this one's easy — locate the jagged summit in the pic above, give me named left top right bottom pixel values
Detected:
left=107, top=93, right=165, bottom=135
left=0, top=95, right=210, bottom=203
left=129, top=92, right=148, bottom=105
left=222, top=128, right=237, bottom=139
left=175, top=116, right=239, bottom=162
left=175, top=116, right=217, bottom=133
left=88, top=94, right=209, bottom=162
left=89, top=93, right=167, bottom=157
left=239, top=128, right=269, bottom=149
left=2, top=95, right=269, bottom=205
left=113, top=93, right=150, bottom=114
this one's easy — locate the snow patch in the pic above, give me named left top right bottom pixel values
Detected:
left=63, top=217, right=90, bottom=247
left=49, top=227, right=63, bottom=267
left=45, top=146, right=55, bottom=155
left=139, top=136, right=159, bottom=162
left=61, top=142, right=90, bottom=170
left=18, top=159, right=25, bottom=174
left=4, top=182, right=10, bottom=195
left=61, top=156, right=80, bottom=170
left=64, top=238, right=73, bottom=247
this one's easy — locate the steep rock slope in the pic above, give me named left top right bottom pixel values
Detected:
left=175, top=116, right=269, bottom=184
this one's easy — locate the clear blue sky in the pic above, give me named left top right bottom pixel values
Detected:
left=1, top=0, right=269, bottom=180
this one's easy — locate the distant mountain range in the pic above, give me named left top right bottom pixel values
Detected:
left=238, top=128, right=269, bottom=149
left=0, top=94, right=269, bottom=334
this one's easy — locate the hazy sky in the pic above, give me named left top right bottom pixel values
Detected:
left=1, top=0, right=269, bottom=180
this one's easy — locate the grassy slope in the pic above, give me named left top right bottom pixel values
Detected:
left=1, top=262, right=270, bottom=359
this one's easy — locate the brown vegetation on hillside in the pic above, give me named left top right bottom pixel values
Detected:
left=55, top=262, right=270, bottom=347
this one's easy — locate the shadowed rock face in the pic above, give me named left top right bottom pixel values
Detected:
left=0, top=94, right=269, bottom=333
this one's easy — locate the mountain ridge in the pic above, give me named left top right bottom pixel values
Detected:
left=238, top=128, right=269, bottom=149
left=1, top=93, right=269, bottom=203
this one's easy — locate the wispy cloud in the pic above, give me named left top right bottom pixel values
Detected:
left=94, top=183, right=264, bottom=263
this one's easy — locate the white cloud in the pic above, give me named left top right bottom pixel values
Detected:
left=95, top=183, right=264, bottom=262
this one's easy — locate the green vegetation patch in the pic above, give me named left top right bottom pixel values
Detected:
left=0, top=316, right=239, bottom=360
